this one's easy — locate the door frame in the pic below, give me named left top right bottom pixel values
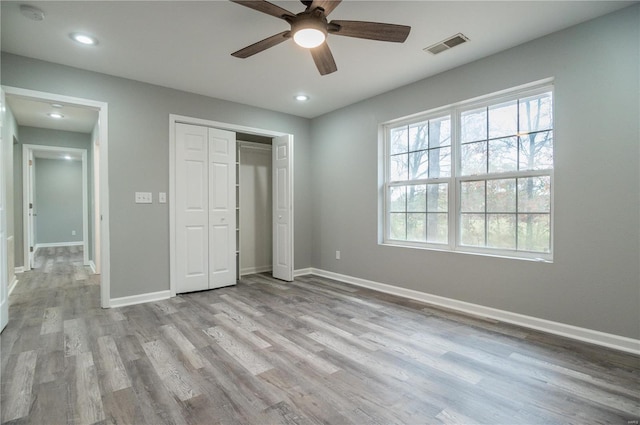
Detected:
left=23, top=144, right=89, bottom=267
left=169, top=114, right=294, bottom=297
left=1, top=89, right=8, bottom=332
left=3, top=86, right=111, bottom=308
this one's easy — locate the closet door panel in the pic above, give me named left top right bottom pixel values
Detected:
left=208, top=129, right=237, bottom=289
left=272, top=135, right=293, bottom=281
left=176, top=124, right=209, bottom=293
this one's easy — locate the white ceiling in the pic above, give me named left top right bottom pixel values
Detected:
left=6, top=95, right=98, bottom=133
left=1, top=1, right=635, bottom=121
left=33, top=149, right=83, bottom=161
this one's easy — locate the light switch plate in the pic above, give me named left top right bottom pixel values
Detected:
left=159, top=192, right=167, bottom=203
left=135, top=192, right=152, bottom=204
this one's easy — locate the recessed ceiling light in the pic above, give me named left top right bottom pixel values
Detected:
left=295, top=94, right=310, bottom=102
left=70, top=32, right=98, bottom=46
left=51, top=103, right=63, bottom=108
left=48, top=112, right=64, bottom=119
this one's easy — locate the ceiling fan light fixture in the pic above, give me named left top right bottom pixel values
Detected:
left=291, top=14, right=327, bottom=48
left=293, top=28, right=326, bottom=48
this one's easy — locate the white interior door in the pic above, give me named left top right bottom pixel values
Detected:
left=272, top=134, right=294, bottom=281
left=0, top=89, right=8, bottom=332
left=208, top=128, right=236, bottom=289
left=175, top=124, right=237, bottom=293
left=175, top=123, right=210, bottom=293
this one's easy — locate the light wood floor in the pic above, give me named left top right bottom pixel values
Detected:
left=1, top=247, right=639, bottom=424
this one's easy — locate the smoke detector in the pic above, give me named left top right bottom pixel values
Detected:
left=425, top=33, right=469, bottom=55
left=20, top=4, right=45, bottom=21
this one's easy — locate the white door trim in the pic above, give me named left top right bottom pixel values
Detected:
left=169, top=114, right=294, bottom=297
left=1, top=89, right=8, bottom=332
left=23, top=144, right=89, bottom=266
left=4, top=86, right=111, bottom=308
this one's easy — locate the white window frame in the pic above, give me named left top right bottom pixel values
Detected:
left=381, top=81, right=554, bottom=262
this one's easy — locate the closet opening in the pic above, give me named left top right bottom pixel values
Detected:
left=236, top=134, right=273, bottom=279
left=169, top=115, right=294, bottom=297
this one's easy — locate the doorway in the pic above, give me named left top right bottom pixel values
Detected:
left=238, top=140, right=273, bottom=277
left=2, top=86, right=110, bottom=309
left=169, top=114, right=294, bottom=297
left=23, top=145, right=89, bottom=269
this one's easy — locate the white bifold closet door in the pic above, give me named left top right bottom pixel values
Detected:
left=175, top=123, right=236, bottom=293
left=272, top=135, right=294, bottom=282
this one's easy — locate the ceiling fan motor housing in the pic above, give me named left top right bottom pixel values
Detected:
left=289, top=10, right=329, bottom=38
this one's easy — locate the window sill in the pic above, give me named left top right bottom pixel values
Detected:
left=380, top=241, right=553, bottom=263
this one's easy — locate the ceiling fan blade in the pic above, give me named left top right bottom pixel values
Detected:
left=310, top=42, right=337, bottom=75
left=329, top=20, right=411, bottom=43
left=230, top=0, right=295, bottom=20
left=306, top=0, right=341, bottom=16
left=231, top=31, right=291, bottom=58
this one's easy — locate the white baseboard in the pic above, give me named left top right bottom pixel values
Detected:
left=8, top=276, right=18, bottom=295
left=14, top=267, right=24, bottom=274
left=294, top=268, right=313, bottom=277
left=88, top=261, right=97, bottom=274
left=110, top=290, right=171, bottom=308
left=299, top=268, right=640, bottom=356
left=240, top=265, right=272, bottom=276
left=36, top=241, right=83, bottom=250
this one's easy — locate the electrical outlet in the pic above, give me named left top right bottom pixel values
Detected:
left=71, top=230, right=76, bottom=236
left=336, top=250, right=341, bottom=260
left=135, top=192, right=152, bottom=204
left=159, top=192, right=167, bottom=203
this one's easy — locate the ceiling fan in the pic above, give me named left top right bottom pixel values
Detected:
left=230, top=0, right=411, bottom=75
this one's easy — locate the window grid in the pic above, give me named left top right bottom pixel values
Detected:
left=384, top=83, right=553, bottom=260
left=386, top=114, right=452, bottom=246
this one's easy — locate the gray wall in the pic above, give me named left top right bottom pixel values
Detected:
left=13, top=126, right=92, bottom=266
left=1, top=54, right=313, bottom=298
left=34, top=158, right=83, bottom=244
left=310, top=6, right=640, bottom=339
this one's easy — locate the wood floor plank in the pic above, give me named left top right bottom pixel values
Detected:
left=307, top=330, right=410, bottom=382
left=126, top=355, right=188, bottom=425
left=35, top=334, right=64, bottom=384
left=256, top=326, right=339, bottom=375
left=159, top=324, right=207, bottom=371
left=40, top=307, right=62, bottom=335
left=197, top=344, right=283, bottom=417
left=101, top=387, right=146, bottom=425
left=74, top=351, right=105, bottom=424
left=63, top=318, right=89, bottom=357
left=214, top=312, right=272, bottom=349
left=211, top=301, right=260, bottom=331
left=361, top=331, right=483, bottom=384
left=299, top=314, right=378, bottom=351
left=2, top=350, right=37, bottom=422
left=141, top=339, right=201, bottom=401
left=97, top=335, right=132, bottom=393
left=219, top=293, right=265, bottom=317
left=203, top=326, right=273, bottom=375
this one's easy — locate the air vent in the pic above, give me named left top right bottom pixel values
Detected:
left=424, top=33, right=469, bottom=55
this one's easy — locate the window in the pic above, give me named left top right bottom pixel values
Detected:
left=383, top=84, right=553, bottom=260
